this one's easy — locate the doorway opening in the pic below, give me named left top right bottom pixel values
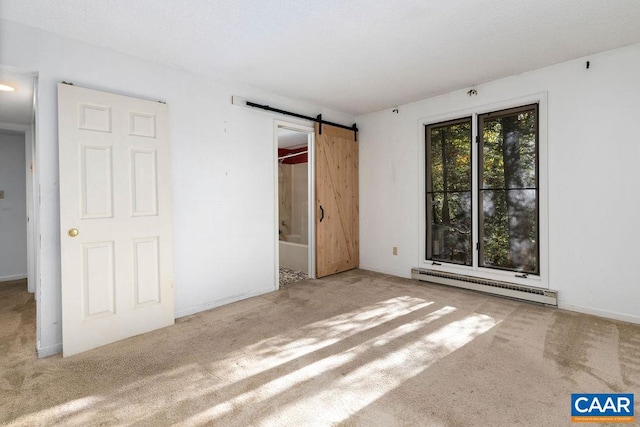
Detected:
left=0, top=129, right=28, bottom=282
left=0, top=65, right=39, bottom=353
left=275, top=122, right=315, bottom=287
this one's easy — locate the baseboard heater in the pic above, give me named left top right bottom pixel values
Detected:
left=411, top=268, right=558, bottom=306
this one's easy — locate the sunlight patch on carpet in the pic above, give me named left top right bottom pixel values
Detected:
left=182, top=305, right=459, bottom=424
left=231, top=296, right=434, bottom=371
left=278, top=313, right=501, bottom=425
left=9, top=396, right=104, bottom=425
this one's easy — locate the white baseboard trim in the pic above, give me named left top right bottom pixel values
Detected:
left=360, top=267, right=639, bottom=325
left=37, top=342, right=62, bottom=358
left=0, top=274, right=28, bottom=282
left=175, top=285, right=278, bottom=319
left=559, top=303, right=640, bottom=325
left=359, top=265, right=411, bottom=279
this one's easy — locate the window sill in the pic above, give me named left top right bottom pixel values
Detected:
left=420, top=260, right=547, bottom=289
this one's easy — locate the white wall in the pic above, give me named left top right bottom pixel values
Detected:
left=358, top=42, right=640, bottom=324
left=0, top=20, right=354, bottom=356
left=0, top=131, right=27, bottom=281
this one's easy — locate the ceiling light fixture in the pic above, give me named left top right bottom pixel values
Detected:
left=0, top=84, right=16, bottom=92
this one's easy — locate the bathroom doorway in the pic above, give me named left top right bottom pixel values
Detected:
left=275, top=122, right=315, bottom=287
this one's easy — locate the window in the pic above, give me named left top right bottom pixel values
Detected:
left=425, top=104, right=539, bottom=275
left=425, top=117, right=472, bottom=265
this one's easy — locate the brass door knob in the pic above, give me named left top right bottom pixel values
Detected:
left=68, top=228, right=79, bottom=237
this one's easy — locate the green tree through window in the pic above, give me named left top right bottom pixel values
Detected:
left=479, top=105, right=538, bottom=274
left=425, top=104, right=539, bottom=275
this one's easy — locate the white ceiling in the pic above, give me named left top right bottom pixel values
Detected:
left=0, top=66, right=34, bottom=126
left=278, top=128, right=309, bottom=149
left=2, top=1, right=640, bottom=116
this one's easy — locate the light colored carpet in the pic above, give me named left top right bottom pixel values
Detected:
left=1, top=271, right=639, bottom=426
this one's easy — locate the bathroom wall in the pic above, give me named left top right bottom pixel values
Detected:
left=278, top=163, right=292, bottom=238
left=291, top=163, right=308, bottom=244
left=278, top=162, right=308, bottom=244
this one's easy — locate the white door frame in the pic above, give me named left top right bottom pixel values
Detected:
left=274, top=120, right=316, bottom=288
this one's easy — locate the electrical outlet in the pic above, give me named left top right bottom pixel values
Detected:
left=0, top=190, right=4, bottom=199
left=392, top=246, right=398, bottom=256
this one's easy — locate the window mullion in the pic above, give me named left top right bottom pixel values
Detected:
left=425, top=126, right=433, bottom=260
left=471, top=114, right=479, bottom=271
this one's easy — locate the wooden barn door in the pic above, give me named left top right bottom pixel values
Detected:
left=315, top=123, right=359, bottom=278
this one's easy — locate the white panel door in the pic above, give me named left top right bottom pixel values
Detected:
left=58, top=83, right=174, bottom=357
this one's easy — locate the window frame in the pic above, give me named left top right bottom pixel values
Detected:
left=425, top=116, right=473, bottom=265
left=477, top=103, right=540, bottom=275
left=418, top=93, right=549, bottom=289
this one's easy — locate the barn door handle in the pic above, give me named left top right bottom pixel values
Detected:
left=319, top=205, right=324, bottom=222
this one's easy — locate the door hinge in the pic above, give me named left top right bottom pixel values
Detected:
left=475, top=135, right=479, bottom=144
left=476, top=242, right=479, bottom=250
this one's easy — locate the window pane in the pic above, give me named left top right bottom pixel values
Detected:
left=481, top=109, right=537, bottom=190
left=426, top=118, right=472, bottom=265
left=480, top=189, right=537, bottom=273
left=430, top=191, right=472, bottom=265
left=429, top=122, right=472, bottom=192
left=479, top=105, right=538, bottom=274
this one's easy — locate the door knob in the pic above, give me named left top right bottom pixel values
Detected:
left=68, top=228, right=79, bottom=237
